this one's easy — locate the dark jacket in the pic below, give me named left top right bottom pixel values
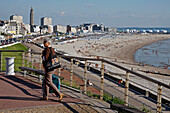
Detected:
left=42, top=47, right=56, bottom=68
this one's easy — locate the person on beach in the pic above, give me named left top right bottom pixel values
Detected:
left=118, top=79, right=123, bottom=84
left=42, top=40, right=64, bottom=101
left=87, top=79, right=93, bottom=86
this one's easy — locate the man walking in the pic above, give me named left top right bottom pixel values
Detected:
left=42, top=40, right=64, bottom=101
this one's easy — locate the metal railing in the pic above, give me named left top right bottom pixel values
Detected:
left=0, top=50, right=169, bottom=113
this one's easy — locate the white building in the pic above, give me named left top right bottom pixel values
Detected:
left=71, top=27, right=77, bottom=34
left=53, top=25, right=67, bottom=34
left=47, top=25, right=53, bottom=34
left=24, top=24, right=30, bottom=33
left=20, top=27, right=27, bottom=35
left=32, top=25, right=40, bottom=33
left=10, top=15, right=23, bottom=24
left=7, top=20, right=21, bottom=35
left=41, top=17, right=52, bottom=26
left=40, top=25, right=53, bottom=34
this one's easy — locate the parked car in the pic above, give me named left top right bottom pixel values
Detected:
left=27, top=39, right=32, bottom=43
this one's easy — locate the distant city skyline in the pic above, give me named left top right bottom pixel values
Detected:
left=0, top=0, right=170, bottom=27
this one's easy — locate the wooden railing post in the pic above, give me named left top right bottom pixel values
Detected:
left=58, top=57, right=61, bottom=76
left=39, top=55, right=42, bottom=70
left=70, top=58, right=73, bottom=87
left=157, top=85, right=162, bottom=113
left=125, top=71, right=130, bottom=106
left=31, top=53, right=33, bottom=68
left=27, top=52, right=29, bottom=67
left=22, top=52, right=25, bottom=67
left=0, top=52, right=2, bottom=71
left=84, top=60, right=87, bottom=94
left=100, top=61, right=104, bottom=100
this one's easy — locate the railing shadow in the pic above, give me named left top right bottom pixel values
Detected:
left=0, top=76, right=41, bottom=98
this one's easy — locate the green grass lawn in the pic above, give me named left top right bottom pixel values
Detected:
left=0, top=43, right=28, bottom=71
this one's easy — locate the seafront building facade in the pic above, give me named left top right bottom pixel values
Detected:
left=41, top=17, right=52, bottom=26
left=53, top=25, right=67, bottom=34
left=40, top=17, right=53, bottom=34
left=10, top=15, right=23, bottom=24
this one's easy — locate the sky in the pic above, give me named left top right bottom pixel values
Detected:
left=0, top=0, right=170, bottom=27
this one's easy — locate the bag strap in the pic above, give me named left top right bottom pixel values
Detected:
left=50, top=47, right=57, bottom=59
left=49, top=47, right=53, bottom=59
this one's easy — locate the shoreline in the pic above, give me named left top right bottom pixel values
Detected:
left=132, top=36, right=170, bottom=63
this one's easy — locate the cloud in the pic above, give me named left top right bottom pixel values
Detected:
left=60, top=11, right=65, bottom=16
left=85, top=4, right=94, bottom=7
left=56, top=11, right=66, bottom=16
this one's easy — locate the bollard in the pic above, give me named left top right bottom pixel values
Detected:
left=157, top=85, right=162, bottom=113
left=58, top=57, right=61, bottom=76
left=70, top=58, right=73, bottom=87
left=5, top=57, right=15, bottom=75
left=39, top=75, right=42, bottom=82
left=23, top=71, right=27, bottom=77
left=100, top=61, right=104, bottom=100
left=84, top=60, right=87, bottom=94
left=125, top=71, right=130, bottom=106
left=145, top=89, right=149, bottom=97
left=39, top=55, right=42, bottom=70
left=22, top=52, right=25, bottom=67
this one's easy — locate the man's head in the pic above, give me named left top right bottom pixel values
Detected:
left=44, top=40, right=50, bottom=47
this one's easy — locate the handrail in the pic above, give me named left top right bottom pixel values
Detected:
left=57, top=54, right=170, bottom=89
left=0, top=50, right=26, bottom=52
left=0, top=50, right=42, bottom=55
left=103, top=59, right=170, bottom=89
left=58, top=55, right=103, bottom=61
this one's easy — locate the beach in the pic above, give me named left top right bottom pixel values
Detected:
left=52, top=34, right=170, bottom=97
left=53, top=34, right=169, bottom=62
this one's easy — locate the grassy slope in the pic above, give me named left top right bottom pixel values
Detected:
left=0, top=43, right=28, bottom=71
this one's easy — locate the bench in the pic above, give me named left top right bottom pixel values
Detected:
left=110, top=104, right=144, bottom=113
left=19, top=67, right=64, bottom=81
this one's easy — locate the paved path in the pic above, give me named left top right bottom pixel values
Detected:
left=0, top=74, right=116, bottom=113
left=0, top=75, right=81, bottom=109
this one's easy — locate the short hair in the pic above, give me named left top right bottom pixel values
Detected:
left=43, top=40, right=48, bottom=44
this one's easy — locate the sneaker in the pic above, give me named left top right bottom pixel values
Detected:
left=40, top=97, right=48, bottom=100
left=59, top=93, right=64, bottom=101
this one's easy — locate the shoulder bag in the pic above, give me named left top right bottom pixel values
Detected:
left=47, top=48, right=61, bottom=71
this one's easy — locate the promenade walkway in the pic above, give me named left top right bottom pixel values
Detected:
left=0, top=74, right=115, bottom=113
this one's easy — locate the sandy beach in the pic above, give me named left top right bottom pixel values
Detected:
left=52, top=34, right=170, bottom=97
left=53, top=34, right=169, bottom=62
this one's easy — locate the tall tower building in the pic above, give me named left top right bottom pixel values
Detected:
left=30, top=7, right=34, bottom=26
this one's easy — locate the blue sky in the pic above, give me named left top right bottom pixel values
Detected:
left=0, top=0, right=170, bottom=27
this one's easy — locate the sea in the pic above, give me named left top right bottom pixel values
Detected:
left=135, top=39, right=170, bottom=70
left=117, top=27, right=170, bottom=70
